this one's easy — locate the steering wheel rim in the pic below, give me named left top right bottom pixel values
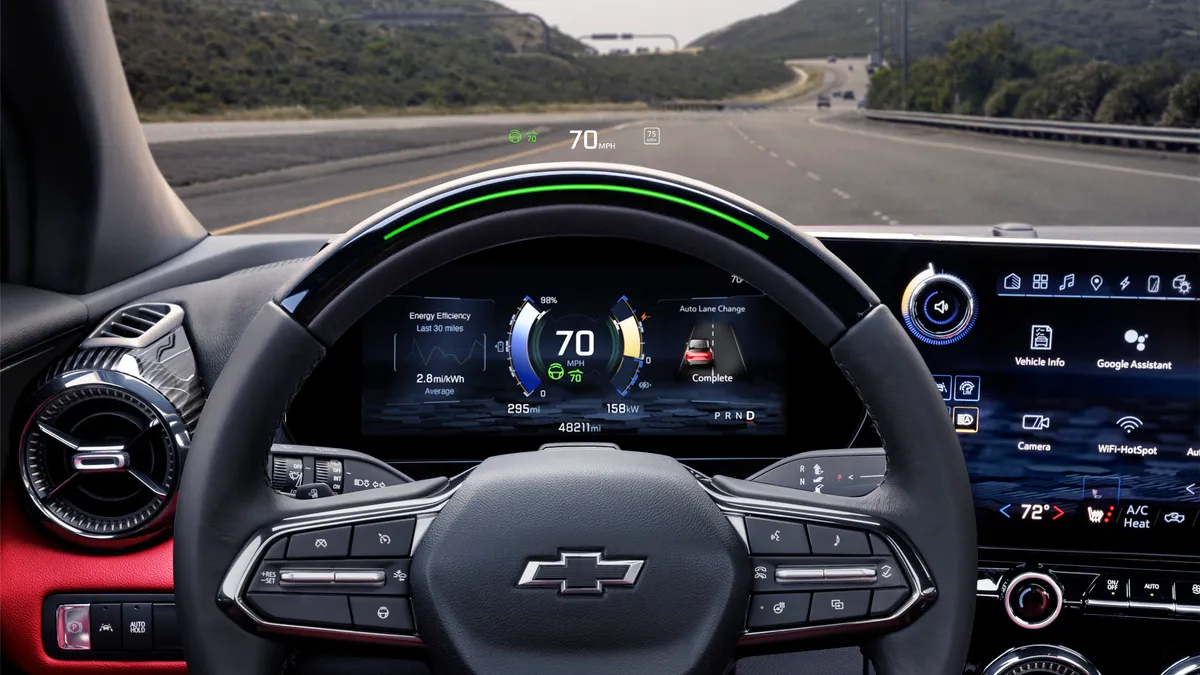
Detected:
left=173, top=163, right=976, bottom=675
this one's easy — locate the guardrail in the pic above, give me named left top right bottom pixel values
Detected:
left=863, top=109, right=1200, bottom=153
left=649, top=101, right=770, bottom=111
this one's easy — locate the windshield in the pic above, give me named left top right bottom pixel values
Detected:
left=688, top=339, right=712, bottom=350
left=117, top=0, right=1200, bottom=237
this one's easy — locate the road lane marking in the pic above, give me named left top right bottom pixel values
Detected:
left=769, top=151, right=779, bottom=158
left=211, top=124, right=625, bottom=234
left=806, top=171, right=822, bottom=182
left=809, top=116, right=1200, bottom=183
left=832, top=188, right=851, bottom=199
left=872, top=210, right=882, bottom=216
left=785, top=159, right=797, bottom=168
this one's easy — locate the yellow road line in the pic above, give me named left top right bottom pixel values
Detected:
left=211, top=125, right=625, bottom=235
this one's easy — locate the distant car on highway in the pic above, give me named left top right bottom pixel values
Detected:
left=827, top=56, right=838, bottom=63
left=843, top=90, right=856, bottom=100
left=857, top=99, right=868, bottom=110
left=817, top=94, right=831, bottom=109
left=830, top=90, right=842, bottom=98
left=684, top=339, right=714, bottom=366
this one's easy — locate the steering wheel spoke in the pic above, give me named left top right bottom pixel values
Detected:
left=701, top=473, right=936, bottom=653
left=217, top=478, right=456, bottom=647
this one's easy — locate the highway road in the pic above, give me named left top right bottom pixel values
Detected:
left=164, top=59, right=1200, bottom=236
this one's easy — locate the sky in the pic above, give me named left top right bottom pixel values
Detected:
left=502, top=0, right=796, bottom=52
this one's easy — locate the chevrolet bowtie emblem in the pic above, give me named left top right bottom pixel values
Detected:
left=517, top=552, right=645, bottom=595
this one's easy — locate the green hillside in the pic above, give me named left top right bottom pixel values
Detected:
left=691, top=0, right=1200, bottom=67
left=107, top=0, right=795, bottom=116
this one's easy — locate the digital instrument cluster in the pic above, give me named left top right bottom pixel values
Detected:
left=358, top=248, right=792, bottom=438
left=826, top=238, right=1200, bottom=556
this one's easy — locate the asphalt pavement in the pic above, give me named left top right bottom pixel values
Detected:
left=168, top=59, right=1200, bottom=235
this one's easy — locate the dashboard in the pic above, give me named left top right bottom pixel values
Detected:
left=7, top=229, right=1199, bottom=675
left=291, top=236, right=1200, bottom=559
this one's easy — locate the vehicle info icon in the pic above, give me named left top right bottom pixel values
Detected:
left=1030, top=325, right=1053, bottom=351
left=643, top=127, right=661, bottom=145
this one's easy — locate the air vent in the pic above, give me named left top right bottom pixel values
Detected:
left=80, top=303, right=184, bottom=350
left=19, top=370, right=187, bottom=544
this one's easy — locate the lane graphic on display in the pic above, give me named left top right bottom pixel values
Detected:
left=678, top=321, right=747, bottom=380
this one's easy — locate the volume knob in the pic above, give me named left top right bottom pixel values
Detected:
left=900, top=265, right=977, bottom=345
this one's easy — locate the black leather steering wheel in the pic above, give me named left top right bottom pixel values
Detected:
left=173, top=163, right=976, bottom=675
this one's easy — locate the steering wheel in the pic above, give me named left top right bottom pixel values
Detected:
left=173, top=163, right=976, bottom=675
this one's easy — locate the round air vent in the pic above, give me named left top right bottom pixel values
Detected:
left=19, top=369, right=188, bottom=545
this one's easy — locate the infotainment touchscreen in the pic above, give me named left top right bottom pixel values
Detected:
left=827, top=239, right=1200, bottom=555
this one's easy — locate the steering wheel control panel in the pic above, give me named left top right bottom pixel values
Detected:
left=741, top=517, right=913, bottom=633
left=241, top=518, right=420, bottom=637
left=40, top=593, right=182, bottom=661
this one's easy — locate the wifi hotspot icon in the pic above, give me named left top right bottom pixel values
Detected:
left=1116, top=416, right=1143, bottom=433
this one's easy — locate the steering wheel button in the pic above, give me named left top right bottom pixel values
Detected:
left=382, top=559, right=412, bottom=595
left=349, top=596, right=414, bottom=633
left=351, top=519, right=415, bottom=558
left=288, top=526, right=351, bottom=559
left=745, top=517, right=810, bottom=555
left=870, top=588, right=909, bottom=616
left=246, top=593, right=352, bottom=628
left=809, top=590, right=870, bottom=623
left=746, top=593, right=811, bottom=630
left=807, top=525, right=870, bottom=555
left=875, top=558, right=907, bottom=589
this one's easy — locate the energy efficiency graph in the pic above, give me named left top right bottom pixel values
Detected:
left=381, top=295, right=494, bottom=403
left=394, top=334, right=488, bottom=372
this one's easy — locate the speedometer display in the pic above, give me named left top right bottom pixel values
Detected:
left=359, top=253, right=790, bottom=437
left=507, top=295, right=644, bottom=398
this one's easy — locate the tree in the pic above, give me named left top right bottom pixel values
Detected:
left=1160, top=71, right=1200, bottom=127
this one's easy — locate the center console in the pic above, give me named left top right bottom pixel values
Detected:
left=824, top=236, right=1200, bottom=675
